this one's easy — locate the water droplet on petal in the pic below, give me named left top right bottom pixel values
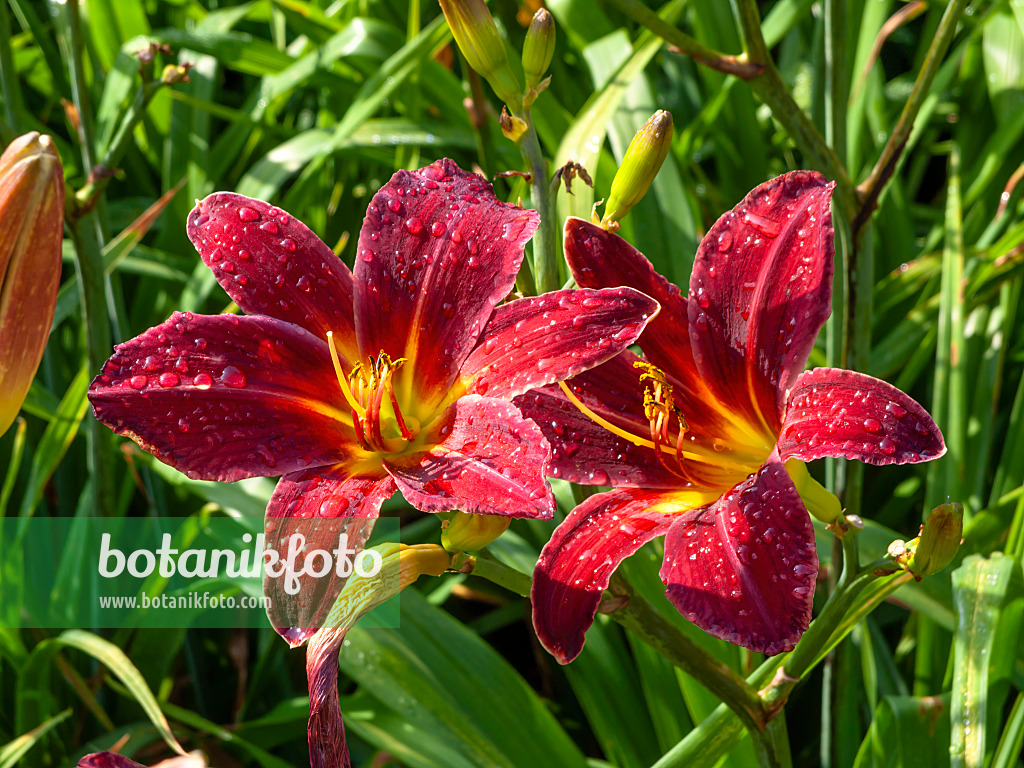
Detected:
left=238, top=206, right=260, bottom=222
left=404, top=217, right=423, bottom=235
left=221, top=366, right=247, bottom=388
left=193, top=373, right=213, bottom=389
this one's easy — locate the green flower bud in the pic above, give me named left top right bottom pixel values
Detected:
left=442, top=511, right=512, bottom=552
left=438, top=0, right=522, bottom=109
left=0, top=133, right=64, bottom=437
left=893, top=502, right=964, bottom=578
left=522, top=9, right=555, bottom=89
left=601, top=110, right=673, bottom=230
left=785, top=458, right=841, bottom=523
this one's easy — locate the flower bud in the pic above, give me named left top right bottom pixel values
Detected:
left=317, top=543, right=448, bottom=637
left=522, top=9, right=555, bottom=89
left=438, top=0, right=522, bottom=109
left=601, top=111, right=673, bottom=230
left=892, top=502, right=964, bottom=578
left=0, top=132, right=64, bottom=437
left=442, top=511, right=512, bottom=552
left=785, top=458, right=841, bottom=523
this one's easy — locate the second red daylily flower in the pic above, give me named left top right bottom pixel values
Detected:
left=88, top=159, right=659, bottom=643
left=518, top=171, right=945, bottom=659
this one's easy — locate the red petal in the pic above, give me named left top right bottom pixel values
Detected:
left=514, top=352, right=686, bottom=488
left=264, top=466, right=394, bottom=646
left=778, top=367, right=946, bottom=465
left=89, top=312, right=362, bottom=482
left=563, top=219, right=733, bottom=432
left=307, top=630, right=352, bottom=768
left=384, top=394, right=554, bottom=519
left=661, top=452, right=817, bottom=655
left=77, top=755, right=146, bottom=768
left=688, top=171, right=835, bottom=436
left=354, top=159, right=539, bottom=407
left=458, top=287, right=659, bottom=400
left=532, top=488, right=701, bottom=664
left=187, top=193, right=357, bottom=356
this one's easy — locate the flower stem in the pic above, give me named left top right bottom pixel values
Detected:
left=606, top=574, right=768, bottom=734
left=450, top=552, right=532, bottom=596
left=852, top=0, right=969, bottom=237
left=515, top=112, right=559, bottom=294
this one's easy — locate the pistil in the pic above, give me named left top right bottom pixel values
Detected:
left=326, top=333, right=418, bottom=453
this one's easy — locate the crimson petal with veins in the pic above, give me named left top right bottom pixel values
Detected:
left=385, top=394, right=554, bottom=519
left=778, top=367, right=946, bottom=465
left=532, top=487, right=711, bottom=664
left=88, top=312, right=361, bottom=482
left=563, top=218, right=733, bottom=437
left=186, top=193, right=357, bottom=358
left=515, top=352, right=683, bottom=488
left=354, top=159, right=539, bottom=408
left=264, top=466, right=395, bottom=646
left=688, top=171, right=835, bottom=436
left=459, top=286, right=659, bottom=400
left=661, top=451, right=817, bottom=655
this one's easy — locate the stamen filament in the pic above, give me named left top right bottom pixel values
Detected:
left=389, top=386, right=415, bottom=441
left=557, top=380, right=740, bottom=470
left=327, top=332, right=365, bottom=417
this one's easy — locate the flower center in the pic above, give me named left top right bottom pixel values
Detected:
left=327, top=332, right=420, bottom=453
left=558, top=361, right=755, bottom=481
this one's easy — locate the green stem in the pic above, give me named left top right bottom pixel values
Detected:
left=515, top=113, right=559, bottom=294
left=68, top=218, right=116, bottom=514
left=851, top=0, right=968, bottom=236
left=72, top=80, right=164, bottom=219
left=607, top=574, right=768, bottom=734
left=604, top=0, right=764, bottom=79
left=731, top=0, right=856, bottom=222
left=450, top=553, right=532, bottom=596
left=0, top=0, right=21, bottom=132
left=63, top=0, right=96, bottom=170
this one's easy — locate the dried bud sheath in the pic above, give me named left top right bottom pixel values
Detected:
left=0, top=133, right=64, bottom=436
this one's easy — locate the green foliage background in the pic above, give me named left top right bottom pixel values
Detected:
left=1, top=0, right=1023, bottom=766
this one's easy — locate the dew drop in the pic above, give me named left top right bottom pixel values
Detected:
left=879, top=437, right=896, bottom=456
left=260, top=220, right=279, bottom=235
left=281, top=238, right=297, bottom=252
left=430, top=221, right=446, bottom=237
left=158, top=372, right=180, bottom=388
left=221, top=366, right=247, bottom=388
left=128, top=375, right=148, bottom=390
left=863, top=418, right=882, bottom=433
left=193, top=373, right=213, bottom=389
left=238, top=206, right=260, bottom=222
left=404, top=217, right=423, bottom=235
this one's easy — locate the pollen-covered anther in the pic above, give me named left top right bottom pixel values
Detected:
left=634, top=360, right=688, bottom=475
left=326, top=333, right=418, bottom=452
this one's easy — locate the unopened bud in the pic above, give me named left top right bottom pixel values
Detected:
left=317, top=544, right=449, bottom=640
left=0, top=133, right=64, bottom=437
left=439, top=0, right=522, bottom=109
left=785, top=458, right=841, bottom=523
left=892, top=502, right=963, bottom=578
left=522, top=9, right=555, bottom=88
left=442, top=511, right=512, bottom=552
left=601, top=111, right=673, bottom=229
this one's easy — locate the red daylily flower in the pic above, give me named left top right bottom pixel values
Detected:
left=89, top=159, right=659, bottom=643
left=518, top=171, right=945, bottom=659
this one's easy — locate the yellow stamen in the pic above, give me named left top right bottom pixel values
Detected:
left=557, top=377, right=755, bottom=472
left=327, top=332, right=365, bottom=418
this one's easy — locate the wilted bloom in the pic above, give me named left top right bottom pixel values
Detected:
left=601, top=111, right=673, bottom=230
left=88, top=159, right=658, bottom=643
left=519, top=171, right=946, bottom=659
left=0, top=132, right=64, bottom=437
left=439, top=0, right=522, bottom=108
left=889, top=501, right=963, bottom=578
left=307, top=543, right=449, bottom=768
left=522, top=9, right=555, bottom=89
left=77, top=751, right=206, bottom=767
